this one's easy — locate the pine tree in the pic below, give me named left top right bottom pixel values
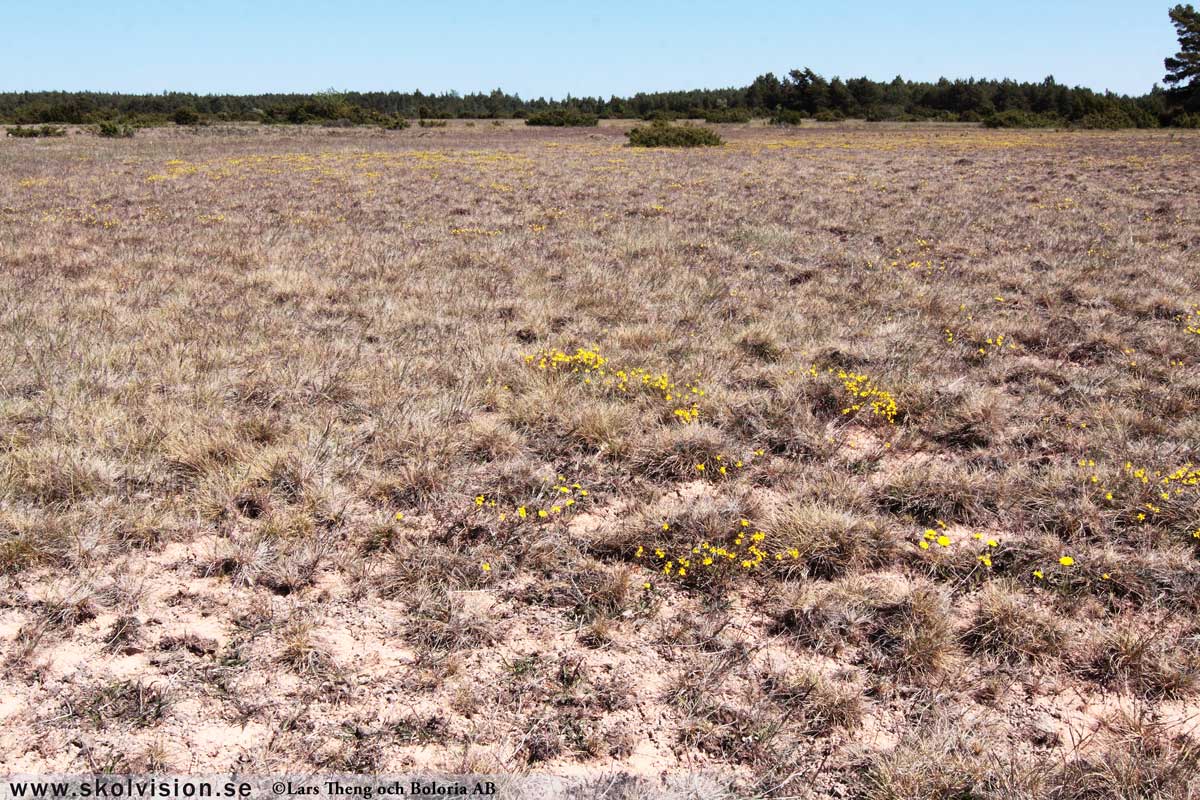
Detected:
left=1164, top=5, right=1200, bottom=89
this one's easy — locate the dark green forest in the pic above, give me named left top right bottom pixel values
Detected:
left=4, top=6, right=1200, bottom=130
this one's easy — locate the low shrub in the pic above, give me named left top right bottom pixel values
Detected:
left=6, top=125, right=67, bottom=138
left=418, top=119, right=448, bottom=128
left=1074, top=110, right=1136, bottom=130
left=626, top=120, right=723, bottom=148
left=770, top=109, right=807, bottom=126
left=525, top=109, right=598, bottom=127
left=96, top=121, right=136, bottom=138
left=982, top=110, right=1061, bottom=129
left=172, top=107, right=202, bottom=126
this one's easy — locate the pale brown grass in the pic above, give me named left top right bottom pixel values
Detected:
left=1, top=122, right=1198, bottom=796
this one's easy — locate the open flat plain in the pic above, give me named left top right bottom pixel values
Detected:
left=1, top=122, right=1199, bottom=797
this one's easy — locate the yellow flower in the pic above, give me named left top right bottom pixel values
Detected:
left=1059, top=556, right=1074, bottom=567
left=662, top=523, right=670, bottom=531
left=395, top=512, right=404, bottom=521
left=695, top=463, right=705, bottom=471
left=936, top=535, right=951, bottom=547
left=481, top=562, right=491, bottom=572
left=1033, top=569, right=1044, bottom=579
left=518, top=506, right=527, bottom=518
left=538, top=509, right=548, bottom=518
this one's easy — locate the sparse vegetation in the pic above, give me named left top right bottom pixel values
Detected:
left=2, top=112, right=1199, bottom=794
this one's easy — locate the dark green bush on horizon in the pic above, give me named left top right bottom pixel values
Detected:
left=626, top=120, right=723, bottom=147
left=982, top=110, right=1062, bottom=128
left=525, top=108, right=599, bottom=127
left=96, top=120, right=135, bottom=138
left=173, top=107, right=202, bottom=126
left=770, top=109, right=807, bottom=126
left=6, top=125, right=66, bottom=138
left=702, top=108, right=752, bottom=123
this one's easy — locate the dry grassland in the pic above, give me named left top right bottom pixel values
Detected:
left=1, top=121, right=1199, bottom=797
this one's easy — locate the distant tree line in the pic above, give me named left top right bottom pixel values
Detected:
left=2, top=75, right=1195, bottom=129
left=0, top=74, right=1186, bottom=129
left=4, top=7, right=1199, bottom=130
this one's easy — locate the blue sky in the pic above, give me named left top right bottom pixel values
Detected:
left=1, top=1, right=1177, bottom=97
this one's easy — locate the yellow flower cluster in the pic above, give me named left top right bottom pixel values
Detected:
left=1180, top=307, right=1199, bottom=336
left=915, top=519, right=998, bottom=567
left=806, top=364, right=898, bottom=424
left=525, top=346, right=706, bottom=424
left=974, top=333, right=1018, bottom=357
left=693, top=449, right=762, bottom=478
left=635, top=517, right=801, bottom=586
left=917, top=520, right=1092, bottom=583
left=1081, top=458, right=1200, bottom=526
left=882, top=238, right=948, bottom=273
left=1030, top=555, right=1082, bottom=582
left=472, top=476, right=589, bottom=523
